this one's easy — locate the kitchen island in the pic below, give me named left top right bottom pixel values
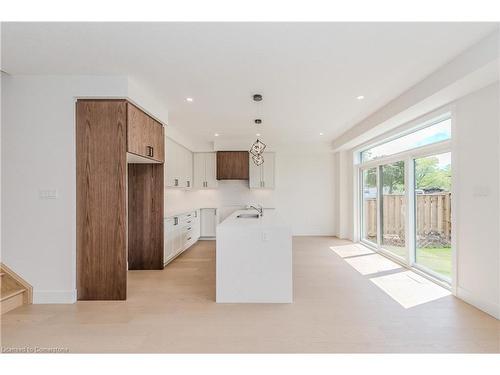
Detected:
left=216, top=209, right=293, bottom=303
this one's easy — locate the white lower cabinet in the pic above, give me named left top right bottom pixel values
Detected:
left=164, top=210, right=200, bottom=265
left=200, top=208, right=217, bottom=238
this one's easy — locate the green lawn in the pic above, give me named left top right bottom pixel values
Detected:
left=382, top=245, right=452, bottom=278
left=416, top=247, right=452, bottom=278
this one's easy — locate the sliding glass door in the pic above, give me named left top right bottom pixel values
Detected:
left=414, top=152, right=452, bottom=281
left=358, top=115, right=452, bottom=284
left=361, top=168, right=377, bottom=246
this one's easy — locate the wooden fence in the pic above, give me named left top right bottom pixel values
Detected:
left=364, top=192, right=451, bottom=246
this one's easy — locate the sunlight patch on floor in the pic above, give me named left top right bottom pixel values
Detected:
left=370, top=270, right=451, bottom=308
left=344, top=253, right=403, bottom=275
left=330, top=244, right=375, bottom=258
left=330, top=243, right=451, bottom=309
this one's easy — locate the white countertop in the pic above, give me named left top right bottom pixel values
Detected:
left=164, top=207, right=217, bottom=219
left=218, top=209, right=288, bottom=229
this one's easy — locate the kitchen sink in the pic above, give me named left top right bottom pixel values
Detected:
left=236, top=213, right=260, bottom=219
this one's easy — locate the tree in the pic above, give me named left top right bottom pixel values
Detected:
left=415, top=157, right=451, bottom=191
left=381, top=161, right=405, bottom=194
left=364, top=158, right=450, bottom=194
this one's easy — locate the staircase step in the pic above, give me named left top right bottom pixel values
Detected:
left=1, top=287, right=26, bottom=302
left=0, top=289, right=25, bottom=314
left=0, top=272, right=6, bottom=276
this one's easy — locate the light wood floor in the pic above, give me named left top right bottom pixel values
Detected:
left=1, top=237, right=499, bottom=353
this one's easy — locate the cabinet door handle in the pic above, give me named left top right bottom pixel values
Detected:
left=187, top=181, right=190, bottom=188
left=146, top=146, right=154, bottom=157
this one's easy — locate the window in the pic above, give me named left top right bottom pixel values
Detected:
left=358, top=115, right=452, bottom=284
left=360, top=118, right=451, bottom=162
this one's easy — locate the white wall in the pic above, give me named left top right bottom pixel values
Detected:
left=453, top=83, right=499, bottom=318
left=1, top=75, right=139, bottom=303
left=166, top=151, right=336, bottom=236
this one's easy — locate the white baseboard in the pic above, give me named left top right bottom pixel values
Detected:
left=456, top=287, right=499, bottom=319
left=33, top=289, right=77, bottom=304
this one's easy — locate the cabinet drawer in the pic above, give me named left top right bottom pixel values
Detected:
left=180, top=212, right=195, bottom=223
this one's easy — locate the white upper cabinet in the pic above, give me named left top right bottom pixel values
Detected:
left=165, top=137, right=193, bottom=189
left=184, top=150, right=193, bottom=189
left=249, top=152, right=275, bottom=189
left=193, top=153, right=205, bottom=189
left=165, top=138, right=178, bottom=187
left=249, top=156, right=261, bottom=189
left=193, top=152, right=218, bottom=189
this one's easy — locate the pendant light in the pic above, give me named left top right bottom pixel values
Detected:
left=250, top=94, right=267, bottom=166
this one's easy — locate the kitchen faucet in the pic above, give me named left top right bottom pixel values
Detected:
left=248, top=204, right=264, bottom=217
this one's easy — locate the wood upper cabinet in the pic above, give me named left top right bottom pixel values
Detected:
left=127, top=103, right=164, bottom=162
left=216, top=151, right=249, bottom=180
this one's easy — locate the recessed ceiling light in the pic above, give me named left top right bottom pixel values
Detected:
left=186, top=97, right=194, bottom=102
left=256, top=133, right=261, bottom=137
left=319, top=132, right=324, bottom=136
left=356, top=95, right=365, bottom=100
left=214, top=133, right=219, bottom=137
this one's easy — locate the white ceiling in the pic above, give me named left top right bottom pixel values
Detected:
left=2, top=22, right=497, bottom=148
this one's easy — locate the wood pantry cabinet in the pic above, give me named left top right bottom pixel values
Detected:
left=216, top=151, right=249, bottom=180
left=76, top=99, right=164, bottom=301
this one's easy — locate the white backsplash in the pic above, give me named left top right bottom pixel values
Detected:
left=164, top=180, right=275, bottom=217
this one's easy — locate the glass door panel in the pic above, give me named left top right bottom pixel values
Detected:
left=361, top=168, right=377, bottom=246
left=380, top=161, right=406, bottom=259
left=414, top=152, right=452, bottom=280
